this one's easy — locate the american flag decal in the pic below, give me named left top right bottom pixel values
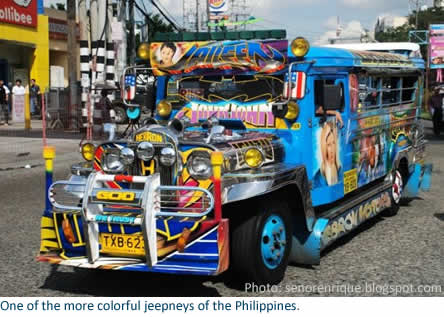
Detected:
left=284, top=72, right=306, bottom=99
left=125, top=75, right=136, bottom=100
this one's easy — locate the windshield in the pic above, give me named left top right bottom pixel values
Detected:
left=165, top=75, right=284, bottom=109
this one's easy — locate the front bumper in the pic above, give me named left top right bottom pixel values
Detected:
left=38, top=172, right=229, bottom=276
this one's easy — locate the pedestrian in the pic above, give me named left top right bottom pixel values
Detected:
left=12, top=79, right=25, bottom=96
left=430, top=87, right=443, bottom=136
left=93, top=89, right=113, bottom=138
left=0, top=79, right=10, bottom=126
left=30, top=79, right=41, bottom=117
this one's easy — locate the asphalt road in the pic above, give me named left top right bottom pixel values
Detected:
left=0, top=128, right=443, bottom=297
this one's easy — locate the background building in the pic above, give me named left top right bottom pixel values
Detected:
left=375, top=15, right=409, bottom=33
left=45, top=7, right=80, bottom=88
left=0, top=0, right=49, bottom=90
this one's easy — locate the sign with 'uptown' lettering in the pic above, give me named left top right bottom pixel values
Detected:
left=0, top=0, right=37, bottom=28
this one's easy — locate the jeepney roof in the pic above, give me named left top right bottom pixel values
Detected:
left=304, top=46, right=425, bottom=69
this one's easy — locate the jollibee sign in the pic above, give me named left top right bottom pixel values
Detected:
left=0, top=0, right=37, bottom=28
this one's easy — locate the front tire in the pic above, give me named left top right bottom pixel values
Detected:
left=231, top=198, right=292, bottom=285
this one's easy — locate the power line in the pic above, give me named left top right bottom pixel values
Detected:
left=149, top=0, right=181, bottom=30
left=133, top=0, right=180, bottom=31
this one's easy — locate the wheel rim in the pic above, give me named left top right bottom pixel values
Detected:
left=261, top=214, right=286, bottom=269
left=392, top=170, right=403, bottom=204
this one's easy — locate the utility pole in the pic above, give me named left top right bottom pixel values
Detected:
left=206, top=0, right=210, bottom=31
left=196, top=0, right=200, bottom=32
left=129, top=0, right=136, bottom=65
left=67, top=0, right=78, bottom=128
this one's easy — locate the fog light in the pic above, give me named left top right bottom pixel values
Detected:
left=137, top=142, right=155, bottom=161
left=160, top=147, right=176, bottom=166
left=81, top=143, right=95, bottom=162
left=120, top=148, right=135, bottom=165
left=285, top=101, right=300, bottom=121
left=245, top=148, right=264, bottom=168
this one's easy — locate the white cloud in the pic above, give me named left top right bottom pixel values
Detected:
left=316, top=19, right=364, bottom=45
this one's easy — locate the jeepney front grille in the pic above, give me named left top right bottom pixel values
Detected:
left=135, top=144, right=175, bottom=185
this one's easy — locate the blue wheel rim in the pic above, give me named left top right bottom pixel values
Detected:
left=261, top=214, right=286, bottom=269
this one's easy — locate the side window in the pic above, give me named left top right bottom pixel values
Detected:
left=402, top=76, right=418, bottom=103
left=314, top=79, right=345, bottom=116
left=357, top=74, right=419, bottom=109
left=382, top=77, right=401, bottom=106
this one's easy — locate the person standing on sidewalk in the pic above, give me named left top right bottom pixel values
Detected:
left=30, top=79, right=41, bottom=117
left=0, top=79, right=10, bottom=126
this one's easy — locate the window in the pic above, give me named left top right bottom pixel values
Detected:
left=165, top=75, right=284, bottom=109
left=314, top=79, right=345, bottom=115
left=357, top=73, right=419, bottom=109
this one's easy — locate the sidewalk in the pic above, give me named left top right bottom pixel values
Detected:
left=0, top=120, right=83, bottom=170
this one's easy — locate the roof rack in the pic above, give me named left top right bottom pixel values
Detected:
left=151, top=29, right=287, bottom=42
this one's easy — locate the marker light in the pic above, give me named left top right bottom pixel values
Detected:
left=81, top=143, right=95, bottom=162
left=157, top=100, right=173, bottom=119
left=291, top=37, right=310, bottom=57
left=285, top=101, right=300, bottom=121
left=245, top=148, right=264, bottom=168
left=62, top=218, right=76, bottom=243
left=137, top=43, right=150, bottom=60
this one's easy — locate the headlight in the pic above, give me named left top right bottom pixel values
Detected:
left=137, top=142, right=155, bottom=161
left=291, top=37, right=310, bottom=58
left=137, top=43, right=150, bottom=60
left=187, top=151, right=212, bottom=180
left=157, top=100, right=172, bottom=119
left=160, top=147, right=176, bottom=166
left=104, top=152, right=124, bottom=173
left=81, top=143, right=95, bottom=161
left=285, top=101, right=300, bottom=121
left=120, top=148, right=135, bottom=165
left=245, top=148, right=264, bottom=168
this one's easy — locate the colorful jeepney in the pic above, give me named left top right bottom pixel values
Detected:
left=37, top=31, right=432, bottom=285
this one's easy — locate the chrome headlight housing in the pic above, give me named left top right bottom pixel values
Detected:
left=120, top=148, right=135, bottom=165
left=103, top=151, right=125, bottom=173
left=137, top=142, right=155, bottom=161
left=160, top=147, right=176, bottom=166
left=187, top=151, right=212, bottom=180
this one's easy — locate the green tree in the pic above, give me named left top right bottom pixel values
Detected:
left=375, top=7, right=444, bottom=43
left=375, top=24, right=412, bottom=42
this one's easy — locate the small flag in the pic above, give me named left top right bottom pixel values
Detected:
left=284, top=72, right=306, bottom=99
left=125, top=75, right=136, bottom=100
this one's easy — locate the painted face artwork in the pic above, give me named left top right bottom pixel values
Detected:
left=326, top=132, right=336, bottom=165
left=315, top=121, right=342, bottom=187
left=160, top=46, right=175, bottom=67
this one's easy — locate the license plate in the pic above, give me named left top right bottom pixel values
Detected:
left=100, top=233, right=145, bottom=256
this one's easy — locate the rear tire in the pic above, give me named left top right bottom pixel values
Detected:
left=231, top=197, right=292, bottom=285
left=383, top=169, right=404, bottom=217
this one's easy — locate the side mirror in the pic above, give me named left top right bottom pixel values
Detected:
left=272, top=103, right=288, bottom=119
left=123, top=74, right=136, bottom=102
left=320, top=83, right=343, bottom=111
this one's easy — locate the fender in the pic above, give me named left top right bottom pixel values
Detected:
left=222, top=163, right=316, bottom=232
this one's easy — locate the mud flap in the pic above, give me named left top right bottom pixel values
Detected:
left=289, top=218, right=328, bottom=265
left=420, top=164, right=433, bottom=192
left=403, top=163, right=433, bottom=198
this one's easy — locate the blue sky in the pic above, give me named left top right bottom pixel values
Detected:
left=44, top=0, right=434, bottom=44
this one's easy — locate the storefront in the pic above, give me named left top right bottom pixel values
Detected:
left=0, top=0, right=49, bottom=90
left=46, top=7, right=80, bottom=88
